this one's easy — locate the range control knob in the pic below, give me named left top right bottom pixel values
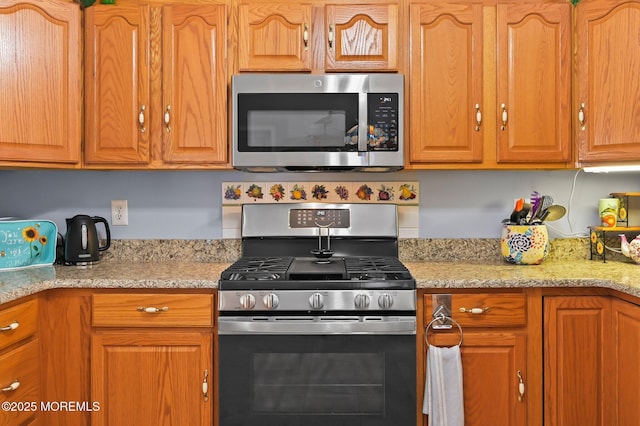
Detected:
left=378, top=293, right=394, bottom=309
left=263, top=293, right=280, bottom=310
left=354, top=293, right=371, bottom=309
left=309, top=292, right=325, bottom=310
left=239, top=293, right=256, bottom=310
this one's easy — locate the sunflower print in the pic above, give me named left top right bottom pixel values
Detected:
left=21, top=224, right=49, bottom=259
left=22, top=226, right=39, bottom=242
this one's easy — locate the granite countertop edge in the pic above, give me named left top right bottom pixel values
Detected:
left=1, top=258, right=640, bottom=305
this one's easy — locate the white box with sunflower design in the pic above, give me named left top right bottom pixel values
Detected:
left=0, top=220, right=58, bottom=270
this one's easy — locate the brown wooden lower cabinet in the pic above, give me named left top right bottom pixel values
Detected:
left=611, top=298, right=640, bottom=424
left=543, top=295, right=640, bottom=426
left=544, top=296, right=613, bottom=425
left=91, top=331, right=212, bottom=426
left=418, top=290, right=532, bottom=426
left=0, top=298, right=39, bottom=426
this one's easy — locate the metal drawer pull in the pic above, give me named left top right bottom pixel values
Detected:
left=202, top=370, right=209, bottom=402
left=164, top=105, right=171, bottom=133
left=136, top=306, right=169, bottom=313
left=500, top=103, right=508, bottom=130
left=1, top=380, right=20, bottom=392
left=578, top=102, right=586, bottom=130
left=459, top=307, right=490, bottom=314
left=303, top=23, right=309, bottom=49
left=517, top=370, right=525, bottom=402
left=0, top=321, right=19, bottom=332
left=475, top=103, right=482, bottom=131
left=328, top=25, right=334, bottom=49
left=138, top=105, right=146, bottom=133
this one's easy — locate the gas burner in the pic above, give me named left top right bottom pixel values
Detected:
left=352, top=273, right=392, bottom=281
left=227, top=272, right=283, bottom=281
left=220, top=257, right=293, bottom=281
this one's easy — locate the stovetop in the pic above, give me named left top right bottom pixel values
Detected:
left=219, top=256, right=415, bottom=291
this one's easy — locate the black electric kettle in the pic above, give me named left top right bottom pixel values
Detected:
left=64, top=215, right=111, bottom=265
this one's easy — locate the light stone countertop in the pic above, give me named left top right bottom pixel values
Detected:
left=1, top=258, right=639, bottom=306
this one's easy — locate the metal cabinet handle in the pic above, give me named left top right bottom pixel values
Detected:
left=138, top=105, right=146, bottom=133
left=136, top=306, right=169, bottom=313
left=303, top=23, right=309, bottom=49
left=1, top=380, right=20, bottom=392
left=0, top=321, right=19, bottom=332
left=328, top=24, right=334, bottom=50
left=459, top=307, right=490, bottom=314
left=517, top=370, right=525, bottom=402
left=475, top=103, right=482, bottom=131
left=164, top=105, right=171, bottom=133
left=578, top=102, right=586, bottom=131
left=202, top=370, right=209, bottom=402
left=500, top=103, right=508, bottom=130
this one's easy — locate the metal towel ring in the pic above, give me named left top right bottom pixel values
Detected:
left=425, top=314, right=463, bottom=347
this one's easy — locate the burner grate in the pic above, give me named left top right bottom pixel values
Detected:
left=221, top=257, right=293, bottom=280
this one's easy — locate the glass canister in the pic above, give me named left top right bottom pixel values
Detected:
left=501, top=224, right=549, bottom=265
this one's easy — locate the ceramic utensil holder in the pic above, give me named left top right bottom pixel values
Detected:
left=501, top=224, right=549, bottom=265
left=598, top=198, right=620, bottom=227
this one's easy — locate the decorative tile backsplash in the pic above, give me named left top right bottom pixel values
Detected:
left=221, top=181, right=419, bottom=239
left=222, top=181, right=419, bottom=205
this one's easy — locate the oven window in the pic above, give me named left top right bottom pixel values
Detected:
left=237, top=93, right=359, bottom=152
left=252, top=352, right=384, bottom=415
left=219, top=334, right=415, bottom=426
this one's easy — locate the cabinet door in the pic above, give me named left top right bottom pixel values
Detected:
left=91, top=331, right=212, bottom=426
left=325, top=4, right=397, bottom=71
left=84, top=5, right=150, bottom=165
left=0, top=0, right=80, bottom=164
left=238, top=3, right=311, bottom=71
left=496, top=3, right=571, bottom=163
left=576, top=1, right=640, bottom=163
left=162, top=4, right=227, bottom=164
left=544, top=296, right=614, bottom=426
left=611, top=298, right=640, bottom=424
left=424, top=331, right=527, bottom=426
left=409, top=3, right=483, bottom=163
left=0, top=339, right=39, bottom=426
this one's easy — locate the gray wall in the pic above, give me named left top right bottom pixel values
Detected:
left=1, top=169, right=638, bottom=239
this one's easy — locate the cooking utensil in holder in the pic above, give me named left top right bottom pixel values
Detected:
left=425, top=304, right=463, bottom=347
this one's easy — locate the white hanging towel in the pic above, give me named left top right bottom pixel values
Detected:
left=422, top=344, right=464, bottom=426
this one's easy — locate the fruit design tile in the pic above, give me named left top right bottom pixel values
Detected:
left=223, top=181, right=418, bottom=205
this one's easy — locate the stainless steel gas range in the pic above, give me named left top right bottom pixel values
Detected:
left=218, top=203, right=416, bottom=426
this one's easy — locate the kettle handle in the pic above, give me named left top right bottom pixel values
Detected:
left=92, top=216, right=111, bottom=252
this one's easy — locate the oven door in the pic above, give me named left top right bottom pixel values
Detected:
left=218, top=316, right=416, bottom=426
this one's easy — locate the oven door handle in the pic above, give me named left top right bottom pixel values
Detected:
left=218, top=316, right=416, bottom=335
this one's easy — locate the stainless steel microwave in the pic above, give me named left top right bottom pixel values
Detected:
left=232, top=74, right=404, bottom=172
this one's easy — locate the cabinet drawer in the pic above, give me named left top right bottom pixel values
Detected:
left=92, top=293, right=213, bottom=327
left=424, top=293, right=527, bottom=327
left=0, top=339, right=39, bottom=426
left=0, top=299, right=38, bottom=351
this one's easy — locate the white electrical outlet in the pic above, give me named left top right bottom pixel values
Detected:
left=111, top=200, right=128, bottom=226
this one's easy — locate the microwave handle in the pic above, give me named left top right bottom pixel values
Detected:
left=358, top=93, right=368, bottom=152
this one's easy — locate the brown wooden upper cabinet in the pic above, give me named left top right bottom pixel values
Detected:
left=84, top=2, right=228, bottom=168
left=409, top=2, right=571, bottom=168
left=237, top=2, right=398, bottom=72
left=576, top=0, right=640, bottom=164
left=0, top=0, right=81, bottom=167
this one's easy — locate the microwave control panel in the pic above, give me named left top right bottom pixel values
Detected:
left=368, top=93, right=399, bottom=151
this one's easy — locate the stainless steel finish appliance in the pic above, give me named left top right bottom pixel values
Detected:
left=232, top=74, right=404, bottom=172
left=218, top=203, right=416, bottom=426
